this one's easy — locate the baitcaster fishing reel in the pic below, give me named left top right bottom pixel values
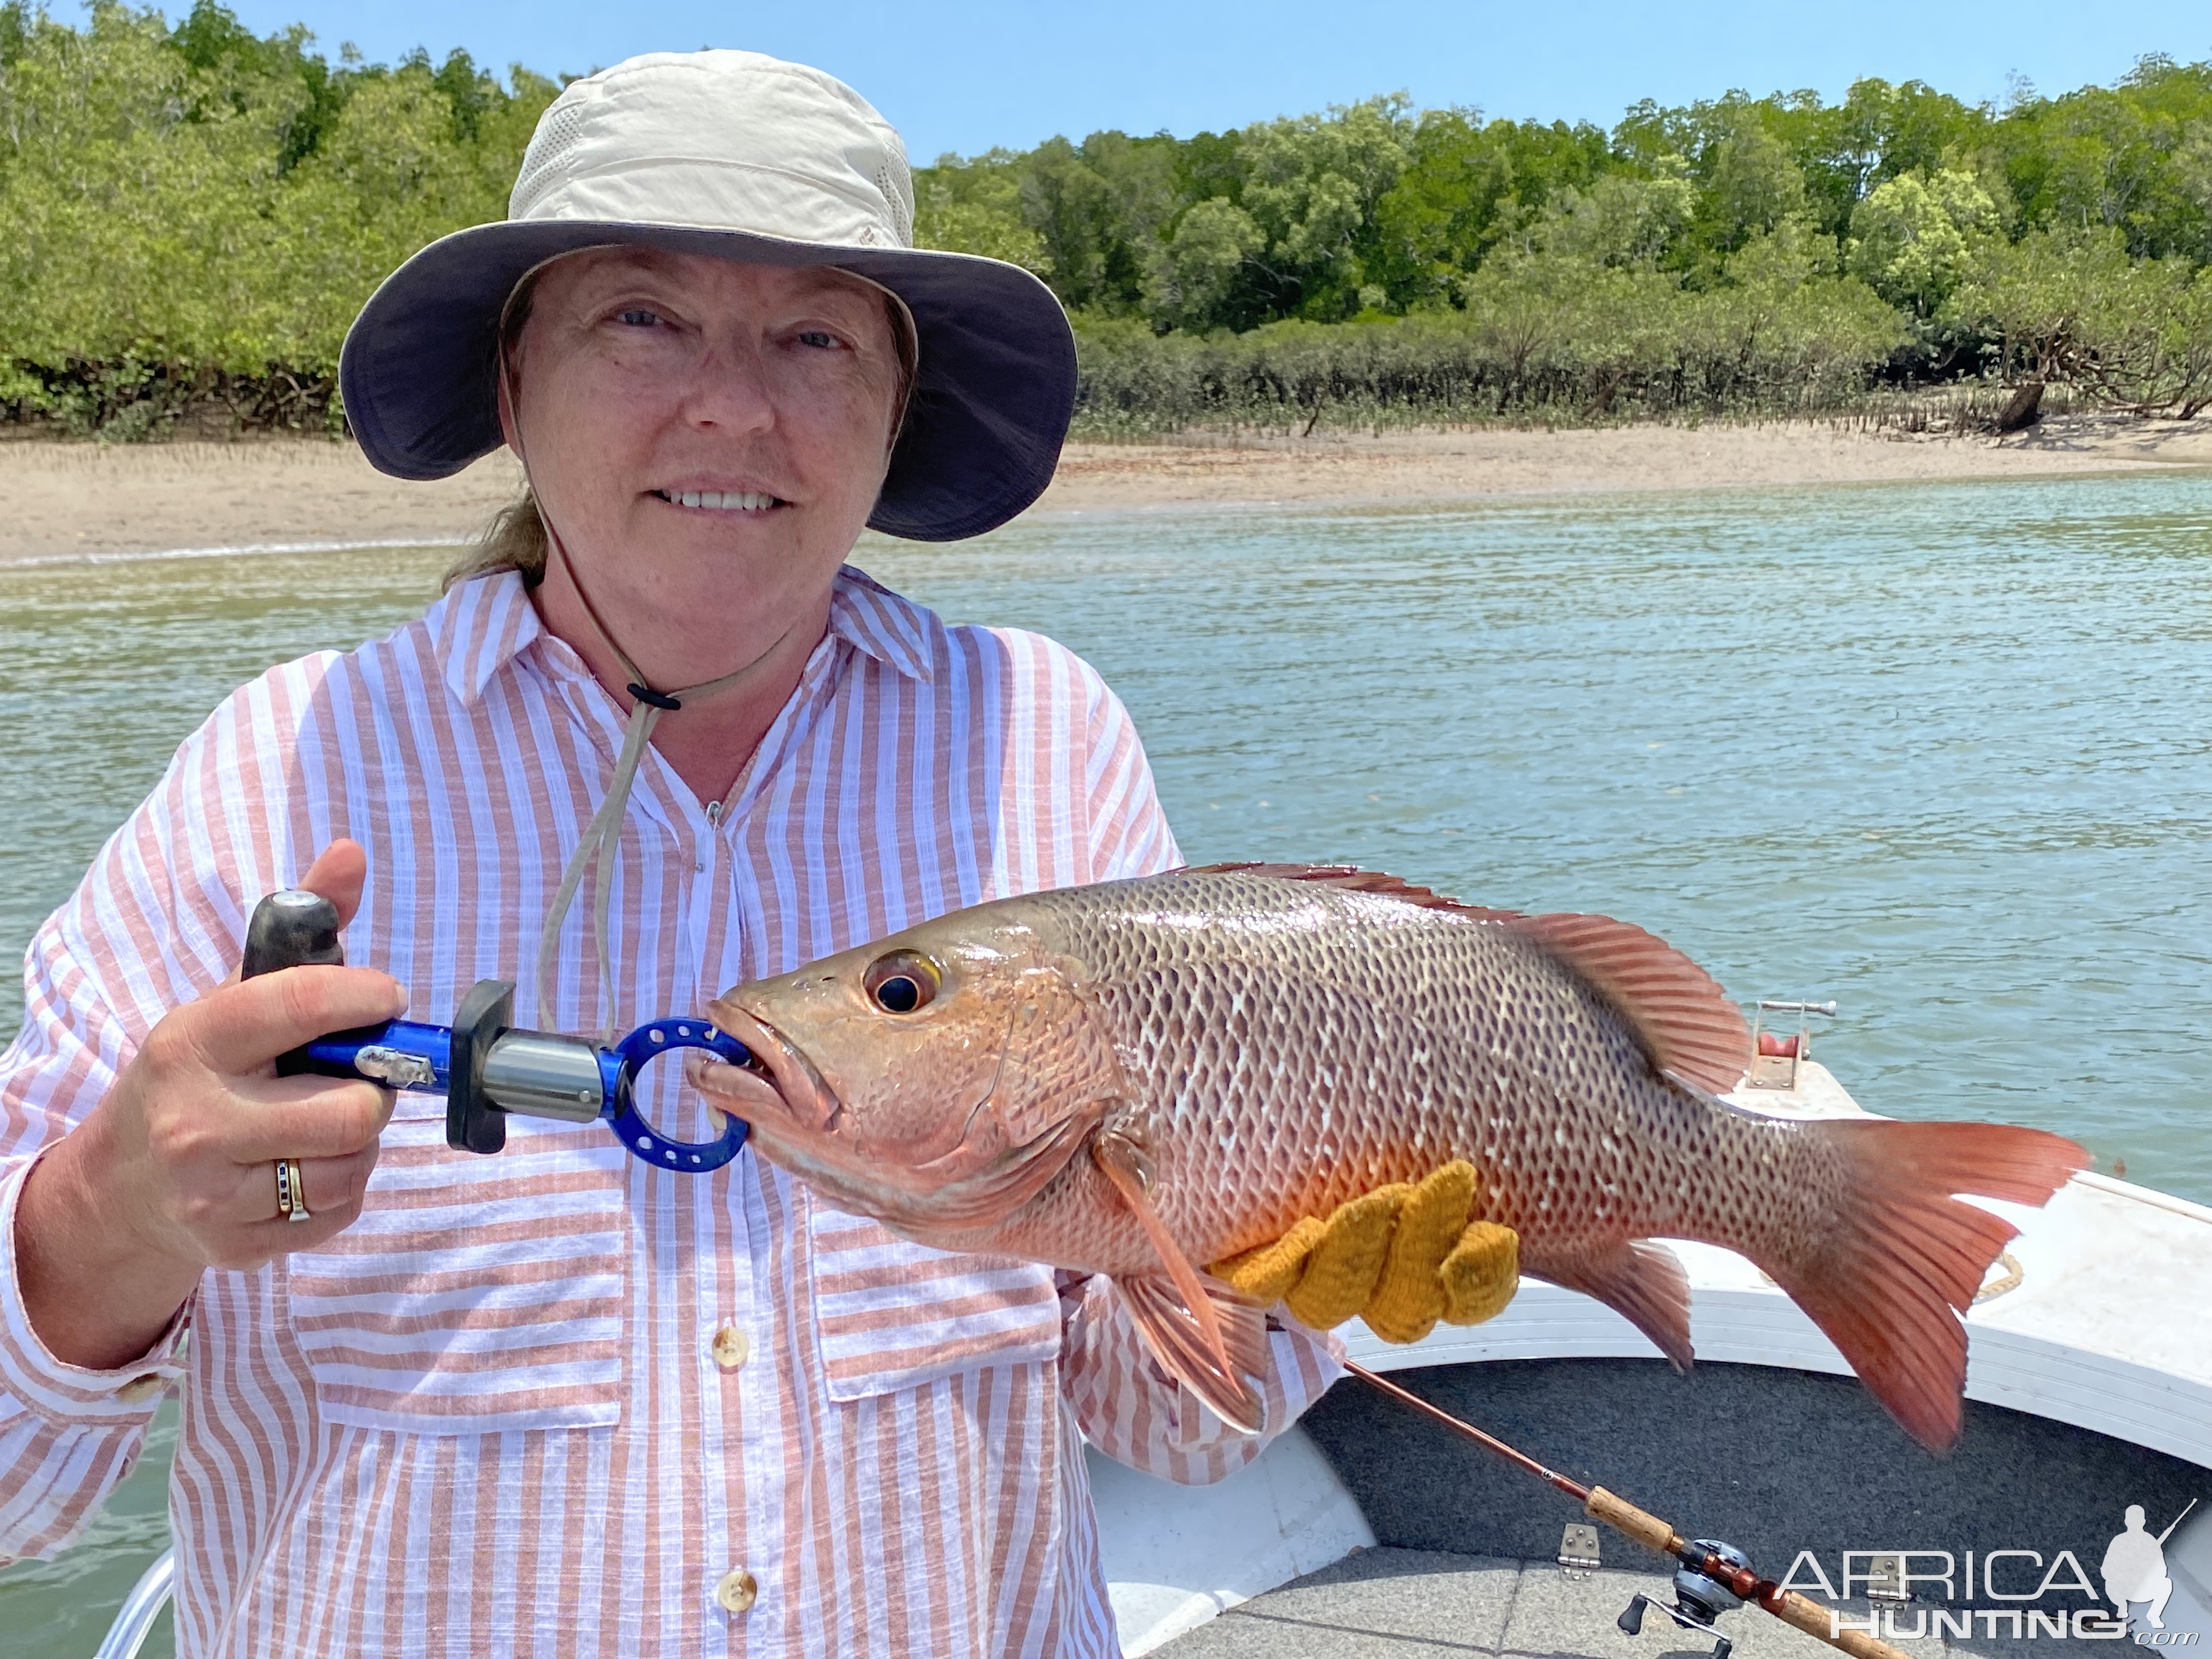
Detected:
left=241, top=888, right=752, bottom=1172
left=1617, top=1538, right=1754, bottom=1659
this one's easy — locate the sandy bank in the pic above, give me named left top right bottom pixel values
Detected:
left=3, top=416, right=2208, bottom=564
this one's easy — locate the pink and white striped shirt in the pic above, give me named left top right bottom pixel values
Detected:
left=0, top=566, right=1340, bottom=1656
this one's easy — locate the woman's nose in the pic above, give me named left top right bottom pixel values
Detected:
left=678, top=339, right=777, bottom=434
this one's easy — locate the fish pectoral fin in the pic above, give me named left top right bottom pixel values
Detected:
left=1116, top=1274, right=1269, bottom=1435
left=1529, top=1238, right=1695, bottom=1373
left=1091, top=1126, right=1266, bottom=1429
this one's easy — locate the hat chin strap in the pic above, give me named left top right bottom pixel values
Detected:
left=507, top=382, right=792, bottom=1038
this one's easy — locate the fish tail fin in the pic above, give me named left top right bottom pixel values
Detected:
left=1763, top=1118, right=2084, bottom=1453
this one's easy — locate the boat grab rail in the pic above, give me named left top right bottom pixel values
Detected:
left=93, top=1546, right=173, bottom=1659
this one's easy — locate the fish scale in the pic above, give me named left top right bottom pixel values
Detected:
left=998, top=872, right=1822, bottom=1283
left=704, top=863, right=2086, bottom=1447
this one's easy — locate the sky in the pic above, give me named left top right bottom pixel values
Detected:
left=210, top=0, right=2212, bottom=160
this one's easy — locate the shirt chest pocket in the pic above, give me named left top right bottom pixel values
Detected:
left=807, top=1199, right=1064, bottom=1401
left=284, top=1104, right=631, bottom=1435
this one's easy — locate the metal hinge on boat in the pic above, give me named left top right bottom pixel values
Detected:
left=1558, top=1522, right=1602, bottom=1577
left=1864, top=1553, right=1910, bottom=1603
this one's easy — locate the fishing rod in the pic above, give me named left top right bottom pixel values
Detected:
left=1345, top=1361, right=1915, bottom=1659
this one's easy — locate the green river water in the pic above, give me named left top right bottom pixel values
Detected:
left=4, top=471, right=2209, bottom=1651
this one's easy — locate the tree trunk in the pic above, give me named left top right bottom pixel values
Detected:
left=1995, top=378, right=2045, bottom=434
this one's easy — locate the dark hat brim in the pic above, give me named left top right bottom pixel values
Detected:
left=337, top=220, right=1076, bottom=543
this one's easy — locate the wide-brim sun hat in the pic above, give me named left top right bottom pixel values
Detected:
left=338, top=49, right=1074, bottom=542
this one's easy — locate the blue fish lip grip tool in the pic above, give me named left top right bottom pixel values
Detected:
left=242, top=888, right=752, bottom=1171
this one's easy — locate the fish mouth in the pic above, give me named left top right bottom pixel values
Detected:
left=696, top=999, right=838, bottom=1133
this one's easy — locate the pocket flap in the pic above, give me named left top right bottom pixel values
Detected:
left=809, top=1202, right=1063, bottom=1400
left=286, top=1114, right=630, bottom=1435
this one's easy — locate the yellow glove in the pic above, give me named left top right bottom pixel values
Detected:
left=1211, top=1161, right=1520, bottom=1344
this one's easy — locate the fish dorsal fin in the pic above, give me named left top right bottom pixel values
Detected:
left=1504, top=912, right=1750, bottom=1094
left=1182, top=862, right=1523, bottom=922
left=1093, top=1127, right=1267, bottom=1432
left=1185, top=865, right=1748, bottom=1092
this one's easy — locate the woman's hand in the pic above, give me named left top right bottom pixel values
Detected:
left=15, top=841, right=408, bottom=1370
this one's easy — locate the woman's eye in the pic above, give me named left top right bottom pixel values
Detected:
left=796, top=329, right=842, bottom=349
left=616, top=307, right=662, bottom=328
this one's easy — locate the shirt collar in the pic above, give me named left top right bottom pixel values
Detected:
left=826, top=565, right=935, bottom=683
left=427, top=563, right=934, bottom=708
left=426, top=568, right=544, bottom=708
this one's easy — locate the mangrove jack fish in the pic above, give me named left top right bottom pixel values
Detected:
left=696, top=865, right=2084, bottom=1449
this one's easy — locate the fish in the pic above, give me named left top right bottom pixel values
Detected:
left=693, top=864, right=2085, bottom=1451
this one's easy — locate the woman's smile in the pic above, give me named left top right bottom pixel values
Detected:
left=650, top=486, right=788, bottom=514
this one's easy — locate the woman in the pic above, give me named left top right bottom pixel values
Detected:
left=0, top=50, right=1341, bottom=1656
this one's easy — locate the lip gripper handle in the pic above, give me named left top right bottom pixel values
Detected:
left=241, top=889, right=353, bottom=1075
left=242, top=889, right=346, bottom=979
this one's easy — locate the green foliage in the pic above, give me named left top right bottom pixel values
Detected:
left=1363, top=110, right=1615, bottom=304
left=1946, top=227, right=2212, bottom=413
left=0, top=2, right=554, bottom=433
left=912, top=58, right=2211, bottom=357
left=2, top=7, right=2210, bottom=438
left=1072, top=223, right=1905, bottom=436
left=1989, top=58, right=2212, bottom=262
left=911, top=148, right=1046, bottom=271
left=1533, top=169, right=1697, bottom=268
left=1848, top=168, right=2000, bottom=314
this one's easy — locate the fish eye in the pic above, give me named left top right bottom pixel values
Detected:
left=864, top=951, right=940, bottom=1015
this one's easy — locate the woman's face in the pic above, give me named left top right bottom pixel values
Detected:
left=502, top=247, right=904, bottom=673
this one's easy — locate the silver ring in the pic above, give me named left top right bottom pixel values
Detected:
left=275, top=1158, right=311, bottom=1223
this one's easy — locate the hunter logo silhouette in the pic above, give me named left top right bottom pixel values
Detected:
left=2106, top=1500, right=2198, bottom=1632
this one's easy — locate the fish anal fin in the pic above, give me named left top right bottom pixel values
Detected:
left=1180, top=862, right=1524, bottom=923
left=1531, top=1238, right=1695, bottom=1373
left=1118, top=1274, right=1268, bottom=1435
left=1507, top=912, right=1751, bottom=1094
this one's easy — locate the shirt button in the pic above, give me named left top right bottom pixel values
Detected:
left=117, top=1374, right=166, bottom=1404
left=710, top=1326, right=751, bottom=1370
left=714, top=1567, right=758, bottom=1614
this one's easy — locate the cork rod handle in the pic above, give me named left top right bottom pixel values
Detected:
left=1583, top=1486, right=1679, bottom=1554
left=1582, top=1487, right=1914, bottom=1659
left=1764, top=1589, right=1917, bottom=1659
